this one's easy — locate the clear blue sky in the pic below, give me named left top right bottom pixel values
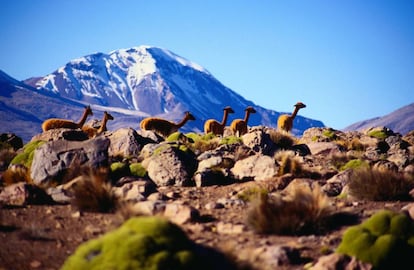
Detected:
left=1, top=0, right=413, bottom=129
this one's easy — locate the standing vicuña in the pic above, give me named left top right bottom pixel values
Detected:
left=204, top=106, right=235, bottom=136
left=140, top=111, right=196, bottom=137
left=230, top=106, right=256, bottom=136
left=277, top=102, right=306, bottom=133
left=42, top=105, right=93, bottom=132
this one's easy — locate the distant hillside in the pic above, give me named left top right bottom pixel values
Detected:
left=344, top=102, right=414, bottom=135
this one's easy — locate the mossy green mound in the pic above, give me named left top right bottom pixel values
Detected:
left=10, top=140, right=45, bottom=168
left=336, top=210, right=414, bottom=269
left=129, top=163, right=147, bottom=177
left=61, top=216, right=224, bottom=270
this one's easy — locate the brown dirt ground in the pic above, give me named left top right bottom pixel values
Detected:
left=0, top=181, right=409, bottom=270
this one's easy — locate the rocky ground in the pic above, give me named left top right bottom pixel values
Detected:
left=1, top=126, right=414, bottom=270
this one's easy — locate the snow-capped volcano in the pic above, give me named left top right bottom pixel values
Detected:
left=24, top=45, right=324, bottom=135
left=29, top=46, right=221, bottom=113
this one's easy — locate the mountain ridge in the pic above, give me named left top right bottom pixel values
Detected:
left=343, top=102, right=414, bottom=135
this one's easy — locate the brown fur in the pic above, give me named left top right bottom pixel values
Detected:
left=230, top=106, right=256, bottom=136
left=42, top=105, right=93, bottom=132
left=277, top=102, right=306, bottom=132
left=204, top=106, right=234, bottom=135
left=82, top=111, right=114, bottom=138
left=140, top=111, right=196, bottom=137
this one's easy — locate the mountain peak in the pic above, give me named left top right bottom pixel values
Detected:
left=21, top=46, right=324, bottom=135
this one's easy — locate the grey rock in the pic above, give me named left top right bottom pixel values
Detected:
left=163, top=203, right=199, bottom=224
left=242, top=126, right=277, bottom=155
left=323, top=169, right=353, bottom=196
left=30, top=137, right=110, bottom=185
left=307, top=142, right=343, bottom=156
left=253, top=245, right=301, bottom=267
left=129, top=200, right=166, bottom=216
left=106, top=128, right=150, bottom=158
left=31, top=128, right=89, bottom=142
left=0, top=182, right=52, bottom=206
left=311, top=253, right=372, bottom=270
left=146, top=144, right=197, bottom=186
left=231, top=154, right=278, bottom=181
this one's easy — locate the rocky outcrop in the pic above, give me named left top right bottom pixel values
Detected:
left=30, top=137, right=110, bottom=185
left=145, top=144, right=197, bottom=187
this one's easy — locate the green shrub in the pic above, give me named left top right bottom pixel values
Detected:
left=368, top=130, right=388, bottom=140
left=220, top=136, right=242, bottom=145
left=166, top=132, right=186, bottom=142
left=129, top=163, right=147, bottom=178
left=10, top=140, right=45, bottom=168
left=336, top=210, right=414, bottom=269
left=109, top=162, right=130, bottom=181
left=322, top=128, right=337, bottom=140
left=348, top=168, right=414, bottom=201
left=61, top=216, right=233, bottom=270
left=237, top=186, right=269, bottom=202
left=339, top=159, right=368, bottom=171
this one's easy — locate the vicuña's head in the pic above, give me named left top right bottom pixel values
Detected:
left=294, top=102, right=306, bottom=109
left=86, top=105, right=93, bottom=116
left=245, top=106, right=257, bottom=113
left=184, top=111, right=196, bottom=121
left=224, top=106, right=235, bottom=114
left=104, top=111, right=114, bottom=120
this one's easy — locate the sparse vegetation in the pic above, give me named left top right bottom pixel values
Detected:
left=2, top=164, right=31, bottom=185
left=0, top=148, right=17, bottom=171
left=322, top=128, right=337, bottom=140
left=268, top=130, right=295, bottom=149
left=348, top=167, right=414, bottom=201
left=220, top=135, right=243, bottom=145
left=70, top=168, right=118, bottom=213
left=246, top=184, right=334, bottom=235
left=274, top=151, right=304, bottom=176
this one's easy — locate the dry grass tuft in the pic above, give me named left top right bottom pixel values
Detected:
left=70, top=167, right=118, bottom=213
left=268, top=130, right=296, bottom=150
left=2, top=164, right=31, bottom=185
left=348, top=167, right=414, bottom=201
left=246, top=184, right=334, bottom=235
left=274, top=150, right=303, bottom=176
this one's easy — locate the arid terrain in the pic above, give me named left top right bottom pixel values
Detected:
left=1, top=126, right=414, bottom=269
left=0, top=182, right=411, bottom=270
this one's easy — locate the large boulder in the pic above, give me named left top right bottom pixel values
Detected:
left=231, top=154, right=279, bottom=181
left=106, top=128, right=154, bottom=158
left=146, top=144, right=197, bottom=187
left=30, top=137, right=110, bottom=186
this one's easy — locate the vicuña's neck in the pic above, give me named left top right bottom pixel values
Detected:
left=291, top=107, right=300, bottom=119
left=98, top=115, right=108, bottom=133
left=221, top=111, right=230, bottom=126
left=77, top=108, right=89, bottom=127
left=244, top=111, right=251, bottom=122
left=176, top=116, right=189, bottom=128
